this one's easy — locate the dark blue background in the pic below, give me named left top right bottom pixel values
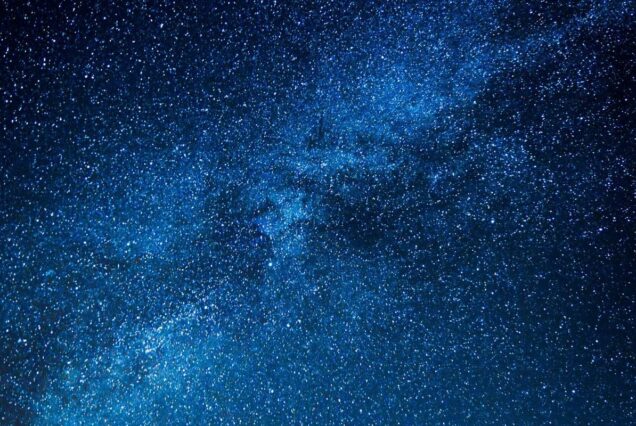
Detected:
left=1, top=0, right=634, bottom=423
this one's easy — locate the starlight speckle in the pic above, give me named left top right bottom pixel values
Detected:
left=1, top=1, right=634, bottom=424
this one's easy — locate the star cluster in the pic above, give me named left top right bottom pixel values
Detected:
left=1, top=0, right=634, bottom=424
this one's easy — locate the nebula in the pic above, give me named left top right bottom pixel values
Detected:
left=1, top=1, right=634, bottom=423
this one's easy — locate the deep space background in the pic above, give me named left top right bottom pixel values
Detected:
left=1, top=0, right=635, bottom=424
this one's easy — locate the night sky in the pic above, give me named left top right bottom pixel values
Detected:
left=1, top=0, right=635, bottom=424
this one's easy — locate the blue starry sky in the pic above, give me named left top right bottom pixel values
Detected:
left=1, top=0, right=635, bottom=424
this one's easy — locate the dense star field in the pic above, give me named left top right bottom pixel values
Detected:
left=1, top=0, right=635, bottom=424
